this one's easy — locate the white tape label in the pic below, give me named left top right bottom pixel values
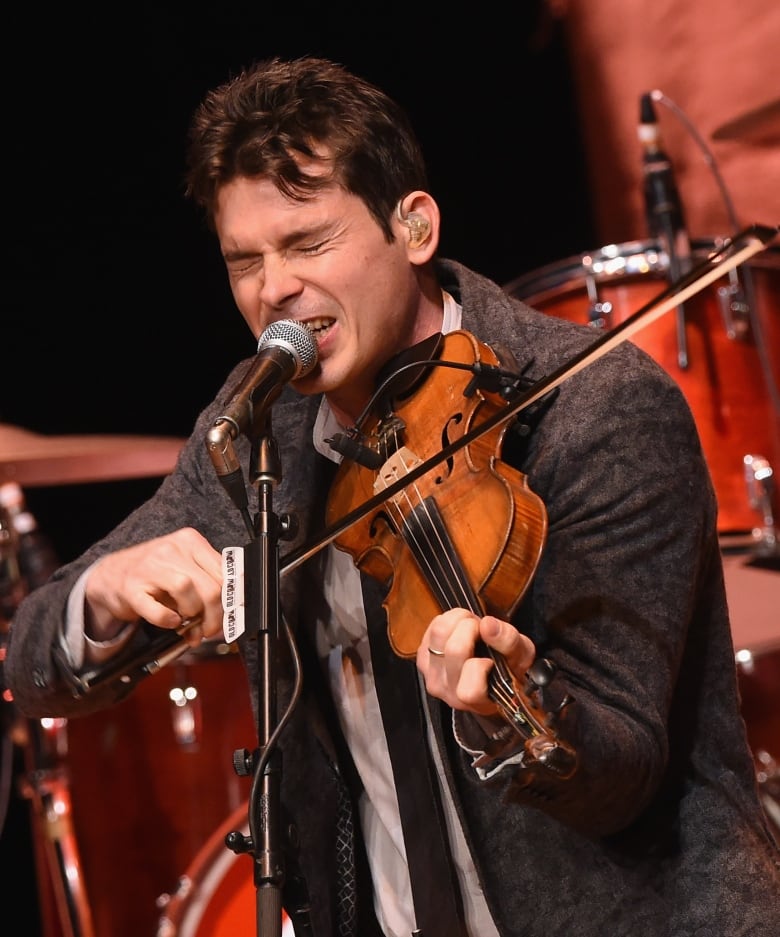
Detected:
left=221, top=546, right=245, bottom=643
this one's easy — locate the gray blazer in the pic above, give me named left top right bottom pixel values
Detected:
left=7, top=259, right=779, bottom=936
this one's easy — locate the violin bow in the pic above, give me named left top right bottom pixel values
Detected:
left=282, top=222, right=779, bottom=574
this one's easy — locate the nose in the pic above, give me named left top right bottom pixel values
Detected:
left=258, top=253, right=304, bottom=308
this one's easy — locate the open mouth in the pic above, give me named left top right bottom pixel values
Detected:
left=303, top=317, right=336, bottom=341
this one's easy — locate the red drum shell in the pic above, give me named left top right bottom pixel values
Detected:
left=505, top=240, right=780, bottom=535
left=65, top=648, right=256, bottom=937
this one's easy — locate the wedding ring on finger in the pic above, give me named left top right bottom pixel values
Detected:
left=428, top=646, right=445, bottom=657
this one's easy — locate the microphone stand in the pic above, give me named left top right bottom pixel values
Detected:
left=225, top=419, right=289, bottom=937
left=640, top=91, right=692, bottom=370
left=656, top=207, right=691, bottom=371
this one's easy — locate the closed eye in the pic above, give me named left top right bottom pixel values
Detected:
left=226, top=255, right=262, bottom=277
left=296, top=240, right=329, bottom=255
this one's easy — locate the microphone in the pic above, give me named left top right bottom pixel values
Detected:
left=206, top=319, right=318, bottom=479
left=638, top=91, right=692, bottom=367
left=638, top=91, right=690, bottom=244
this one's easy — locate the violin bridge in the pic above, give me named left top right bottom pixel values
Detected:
left=373, top=446, right=422, bottom=502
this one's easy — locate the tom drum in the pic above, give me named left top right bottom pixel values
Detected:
left=505, top=239, right=780, bottom=535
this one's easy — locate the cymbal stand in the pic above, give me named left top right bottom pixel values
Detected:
left=2, top=512, right=95, bottom=937
left=13, top=707, right=96, bottom=937
left=0, top=684, right=95, bottom=937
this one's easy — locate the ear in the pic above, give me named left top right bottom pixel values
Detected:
left=394, top=191, right=440, bottom=263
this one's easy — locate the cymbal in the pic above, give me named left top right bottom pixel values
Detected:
left=0, top=423, right=186, bottom=487
left=711, top=97, right=780, bottom=144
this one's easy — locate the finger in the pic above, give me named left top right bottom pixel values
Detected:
left=181, top=619, right=205, bottom=648
left=417, top=608, right=479, bottom=675
left=451, top=617, right=535, bottom=715
left=151, top=569, right=223, bottom=636
left=422, top=651, right=498, bottom=716
left=479, top=615, right=536, bottom=673
left=456, top=657, right=501, bottom=715
left=426, top=608, right=480, bottom=655
left=184, top=527, right=225, bottom=580
left=86, top=532, right=224, bottom=636
left=170, top=530, right=227, bottom=637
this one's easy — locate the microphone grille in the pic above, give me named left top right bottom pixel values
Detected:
left=257, top=319, right=318, bottom=377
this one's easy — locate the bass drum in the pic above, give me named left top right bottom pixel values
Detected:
left=505, top=239, right=780, bottom=535
left=65, top=645, right=257, bottom=937
left=156, top=802, right=294, bottom=937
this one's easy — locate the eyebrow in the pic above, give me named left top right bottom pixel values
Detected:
left=223, top=246, right=259, bottom=263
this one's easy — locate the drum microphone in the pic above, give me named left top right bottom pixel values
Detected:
left=638, top=91, right=693, bottom=368
left=638, top=92, right=689, bottom=242
left=206, top=319, right=318, bottom=479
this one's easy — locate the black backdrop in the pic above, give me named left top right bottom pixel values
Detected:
left=3, top=10, right=596, bottom=933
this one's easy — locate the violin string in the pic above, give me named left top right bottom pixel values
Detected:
left=389, top=444, right=473, bottom=611
left=383, top=439, right=526, bottom=727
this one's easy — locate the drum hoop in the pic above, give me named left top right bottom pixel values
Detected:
left=503, top=236, right=726, bottom=303
left=158, top=803, right=250, bottom=934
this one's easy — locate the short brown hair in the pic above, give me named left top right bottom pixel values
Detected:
left=184, top=56, right=429, bottom=241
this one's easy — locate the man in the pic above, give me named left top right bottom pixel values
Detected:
left=7, top=56, right=779, bottom=936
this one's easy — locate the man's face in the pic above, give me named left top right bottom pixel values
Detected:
left=214, top=172, right=432, bottom=423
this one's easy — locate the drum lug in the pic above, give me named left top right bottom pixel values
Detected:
left=581, top=264, right=612, bottom=329
left=157, top=874, right=193, bottom=907
left=155, top=874, right=193, bottom=937
left=717, top=270, right=752, bottom=340
left=743, top=454, right=778, bottom=553
left=754, top=748, right=780, bottom=843
left=587, top=300, right=612, bottom=329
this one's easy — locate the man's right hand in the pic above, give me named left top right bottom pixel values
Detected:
left=83, top=527, right=224, bottom=648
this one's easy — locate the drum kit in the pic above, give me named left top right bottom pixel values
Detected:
left=504, top=100, right=780, bottom=845
left=1, top=98, right=779, bottom=937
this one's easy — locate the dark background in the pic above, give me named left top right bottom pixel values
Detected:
left=4, top=4, right=596, bottom=562
left=2, top=6, right=597, bottom=934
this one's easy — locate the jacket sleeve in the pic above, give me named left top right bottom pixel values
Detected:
left=4, top=386, right=251, bottom=720
left=473, top=342, right=721, bottom=836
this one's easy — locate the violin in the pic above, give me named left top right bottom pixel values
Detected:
left=325, top=329, right=578, bottom=778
